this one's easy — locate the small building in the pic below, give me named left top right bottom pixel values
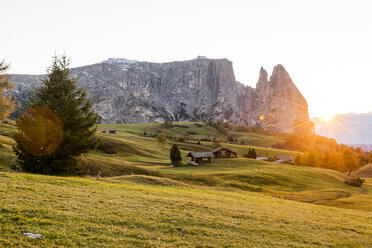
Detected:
left=256, top=156, right=268, bottom=161
left=108, top=129, right=117, bottom=134
left=101, top=129, right=107, bottom=133
left=186, top=152, right=214, bottom=164
left=274, top=154, right=294, bottom=164
left=211, top=146, right=237, bottom=158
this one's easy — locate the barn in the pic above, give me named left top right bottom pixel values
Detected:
left=211, top=146, right=237, bottom=158
left=186, top=152, right=214, bottom=165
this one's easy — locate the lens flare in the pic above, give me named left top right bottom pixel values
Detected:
left=18, top=106, right=63, bottom=157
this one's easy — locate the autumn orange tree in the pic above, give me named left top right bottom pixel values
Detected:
left=0, top=60, right=15, bottom=122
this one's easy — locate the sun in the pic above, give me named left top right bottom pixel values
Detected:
left=319, top=113, right=335, bottom=121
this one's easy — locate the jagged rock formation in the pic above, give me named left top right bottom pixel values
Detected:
left=10, top=57, right=310, bottom=133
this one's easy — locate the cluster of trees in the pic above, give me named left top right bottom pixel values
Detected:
left=244, top=148, right=257, bottom=159
left=295, top=149, right=361, bottom=175
left=280, top=132, right=371, bottom=173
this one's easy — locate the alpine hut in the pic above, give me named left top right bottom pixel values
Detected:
left=211, top=146, right=237, bottom=158
left=186, top=152, right=214, bottom=165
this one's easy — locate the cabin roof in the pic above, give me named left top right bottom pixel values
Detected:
left=186, top=152, right=215, bottom=158
left=274, top=154, right=293, bottom=163
left=211, top=146, right=237, bottom=154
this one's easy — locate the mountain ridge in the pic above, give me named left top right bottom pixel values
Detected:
left=10, top=57, right=310, bottom=133
left=312, top=112, right=372, bottom=145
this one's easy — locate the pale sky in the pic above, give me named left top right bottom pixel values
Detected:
left=2, top=0, right=372, bottom=118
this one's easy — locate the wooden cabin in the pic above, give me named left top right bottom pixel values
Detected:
left=211, top=146, right=237, bottom=158
left=186, top=152, right=214, bottom=165
left=274, top=154, right=294, bottom=164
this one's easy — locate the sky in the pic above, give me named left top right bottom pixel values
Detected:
left=1, top=0, right=372, bottom=119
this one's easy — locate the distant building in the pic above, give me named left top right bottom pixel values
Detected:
left=186, top=152, right=214, bottom=164
left=101, top=129, right=107, bottom=133
left=108, top=129, right=117, bottom=134
left=256, top=156, right=268, bottom=161
left=274, top=154, right=294, bottom=164
left=211, top=146, right=237, bottom=158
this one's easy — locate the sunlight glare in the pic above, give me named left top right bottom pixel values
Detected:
left=319, top=113, right=335, bottom=121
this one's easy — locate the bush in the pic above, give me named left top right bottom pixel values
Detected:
left=161, top=121, right=173, bottom=129
left=97, top=140, right=116, bottom=154
left=344, top=177, right=364, bottom=187
left=157, top=134, right=168, bottom=146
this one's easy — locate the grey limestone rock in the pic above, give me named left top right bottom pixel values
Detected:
left=10, top=57, right=310, bottom=133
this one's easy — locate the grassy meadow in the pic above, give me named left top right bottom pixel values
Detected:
left=0, top=120, right=371, bottom=247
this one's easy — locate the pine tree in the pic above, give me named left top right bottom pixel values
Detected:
left=251, top=148, right=257, bottom=159
left=170, top=144, right=182, bottom=166
left=14, top=55, right=99, bottom=175
left=0, top=60, right=15, bottom=122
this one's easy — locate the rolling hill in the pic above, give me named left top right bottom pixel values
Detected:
left=0, top=121, right=371, bottom=247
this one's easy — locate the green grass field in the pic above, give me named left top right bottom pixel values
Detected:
left=0, top=121, right=371, bottom=247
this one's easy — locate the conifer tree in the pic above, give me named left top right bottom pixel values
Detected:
left=14, top=55, right=99, bottom=175
left=0, top=60, right=15, bottom=122
left=170, top=144, right=182, bottom=166
left=251, top=148, right=257, bottom=159
left=247, top=148, right=252, bottom=158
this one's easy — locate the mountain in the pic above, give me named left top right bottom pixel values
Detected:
left=312, top=112, right=372, bottom=145
left=10, top=57, right=310, bottom=133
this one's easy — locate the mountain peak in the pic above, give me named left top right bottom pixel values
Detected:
left=102, top=58, right=138, bottom=65
left=195, top=55, right=209, bottom=60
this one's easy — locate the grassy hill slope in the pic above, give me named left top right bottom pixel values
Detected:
left=1, top=172, right=371, bottom=247
left=1, top=121, right=372, bottom=246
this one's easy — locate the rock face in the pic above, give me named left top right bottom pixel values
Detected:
left=251, top=65, right=310, bottom=132
left=10, top=57, right=310, bottom=133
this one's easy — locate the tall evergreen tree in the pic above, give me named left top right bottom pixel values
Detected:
left=0, top=60, right=15, bottom=122
left=251, top=148, right=257, bottom=159
left=14, top=55, right=99, bottom=175
left=170, top=144, right=182, bottom=166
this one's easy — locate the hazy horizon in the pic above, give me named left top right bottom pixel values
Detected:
left=2, top=0, right=372, bottom=118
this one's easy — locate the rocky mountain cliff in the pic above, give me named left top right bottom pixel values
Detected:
left=10, top=57, right=310, bottom=133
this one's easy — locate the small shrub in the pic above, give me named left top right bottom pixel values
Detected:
left=81, top=160, right=103, bottom=177
left=157, top=134, right=168, bottom=146
left=186, top=131, right=197, bottom=135
left=344, top=177, right=364, bottom=187
left=97, top=140, right=116, bottom=154
left=161, top=121, right=173, bottom=129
